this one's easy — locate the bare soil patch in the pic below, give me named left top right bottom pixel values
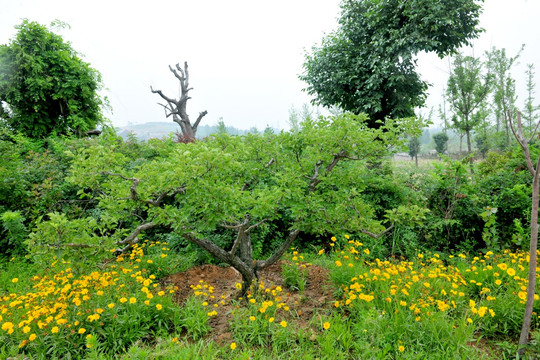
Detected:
left=160, top=260, right=335, bottom=343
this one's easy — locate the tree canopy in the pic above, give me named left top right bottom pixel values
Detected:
left=447, top=52, right=492, bottom=155
left=300, top=0, right=484, bottom=127
left=0, top=20, right=107, bottom=138
left=29, top=114, right=425, bottom=288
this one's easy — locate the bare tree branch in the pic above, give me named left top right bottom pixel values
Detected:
left=151, top=61, right=207, bottom=140
left=246, top=219, right=268, bottom=233
left=99, top=172, right=185, bottom=207
left=256, top=229, right=301, bottom=270
left=358, top=224, right=395, bottom=239
left=116, top=222, right=156, bottom=246
left=193, top=110, right=208, bottom=131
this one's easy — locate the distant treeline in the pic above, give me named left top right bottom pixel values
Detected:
left=116, top=122, right=278, bottom=141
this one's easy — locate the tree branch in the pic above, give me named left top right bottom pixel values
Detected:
left=150, top=86, right=177, bottom=105
left=358, top=224, right=395, bottom=239
left=256, top=228, right=301, bottom=270
left=193, top=110, right=208, bottom=131
left=182, top=231, right=255, bottom=284
left=246, top=218, right=268, bottom=233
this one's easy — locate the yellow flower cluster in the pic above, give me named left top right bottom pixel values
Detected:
left=326, top=236, right=538, bottom=325
left=1, top=240, right=175, bottom=350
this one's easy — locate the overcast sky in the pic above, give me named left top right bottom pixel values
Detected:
left=1, top=0, right=539, bottom=130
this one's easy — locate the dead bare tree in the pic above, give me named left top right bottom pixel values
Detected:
left=508, top=110, right=540, bottom=356
left=150, top=62, right=208, bottom=141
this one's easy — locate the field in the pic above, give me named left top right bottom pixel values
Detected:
left=2, top=236, right=539, bottom=359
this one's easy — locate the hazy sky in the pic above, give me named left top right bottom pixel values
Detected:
left=1, top=0, right=539, bottom=130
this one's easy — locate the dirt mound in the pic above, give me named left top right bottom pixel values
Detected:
left=160, top=260, right=334, bottom=343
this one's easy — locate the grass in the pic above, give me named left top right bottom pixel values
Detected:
left=1, top=237, right=540, bottom=359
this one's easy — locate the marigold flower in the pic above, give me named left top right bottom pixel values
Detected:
left=29, top=333, right=37, bottom=341
left=323, top=322, right=330, bottom=330
left=280, top=320, right=287, bottom=328
left=129, top=297, right=136, bottom=304
left=398, top=345, right=405, bottom=352
left=230, top=342, right=237, bottom=350
left=156, top=304, right=163, bottom=310
left=2, top=322, right=14, bottom=331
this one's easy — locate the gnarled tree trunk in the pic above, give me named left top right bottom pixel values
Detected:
left=150, top=62, right=207, bottom=141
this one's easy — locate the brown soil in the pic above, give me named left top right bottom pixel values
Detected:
left=160, top=260, right=335, bottom=344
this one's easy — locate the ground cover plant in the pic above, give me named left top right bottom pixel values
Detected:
left=2, top=237, right=540, bottom=359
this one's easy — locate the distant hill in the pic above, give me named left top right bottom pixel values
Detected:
left=116, top=122, right=278, bottom=140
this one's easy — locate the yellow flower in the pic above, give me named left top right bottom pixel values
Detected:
left=108, top=303, right=115, bottom=309
left=129, top=297, right=137, bottom=304
left=120, top=297, right=127, bottom=303
left=467, top=318, right=473, bottom=324
left=507, top=268, right=516, bottom=276
left=398, top=345, right=405, bottom=352
left=230, top=342, right=237, bottom=350
left=78, top=328, right=86, bottom=334
left=235, top=283, right=242, bottom=290
left=11, top=278, right=18, bottom=283
left=331, top=236, right=337, bottom=242
left=363, top=249, right=370, bottom=255
left=335, top=260, right=342, bottom=267
left=249, top=299, right=256, bottom=304
left=156, top=304, right=163, bottom=310
left=495, top=279, right=502, bottom=286
left=29, top=333, right=37, bottom=341
left=51, top=326, right=59, bottom=334
left=269, top=317, right=275, bottom=323
left=280, top=321, right=287, bottom=328
left=23, top=326, right=30, bottom=334
left=323, top=322, right=330, bottom=330
left=2, top=322, right=14, bottom=331
left=249, top=316, right=256, bottom=321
